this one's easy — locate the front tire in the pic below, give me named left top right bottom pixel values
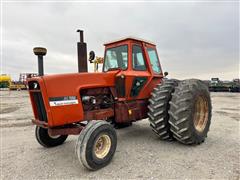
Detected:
left=75, top=121, right=117, bottom=170
left=35, top=126, right=68, bottom=147
left=168, top=79, right=212, bottom=145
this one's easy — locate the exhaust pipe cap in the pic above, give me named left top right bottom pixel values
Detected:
left=33, top=47, right=47, bottom=56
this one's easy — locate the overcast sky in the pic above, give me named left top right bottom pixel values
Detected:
left=1, top=1, right=239, bottom=80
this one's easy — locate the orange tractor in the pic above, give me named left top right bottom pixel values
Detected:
left=28, top=30, right=212, bottom=170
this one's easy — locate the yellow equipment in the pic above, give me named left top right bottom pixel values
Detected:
left=9, top=82, right=27, bottom=90
left=0, top=74, right=11, bottom=88
left=0, top=74, right=27, bottom=90
left=93, top=57, right=104, bottom=72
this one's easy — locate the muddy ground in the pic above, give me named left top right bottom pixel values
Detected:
left=1, top=91, right=239, bottom=179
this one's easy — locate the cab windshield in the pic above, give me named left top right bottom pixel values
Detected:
left=103, top=45, right=128, bottom=71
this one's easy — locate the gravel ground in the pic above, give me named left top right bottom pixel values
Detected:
left=1, top=91, right=240, bottom=179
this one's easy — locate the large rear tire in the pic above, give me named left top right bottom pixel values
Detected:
left=35, top=126, right=68, bottom=147
left=148, top=79, right=179, bottom=140
left=169, top=79, right=212, bottom=145
left=75, top=121, right=117, bottom=170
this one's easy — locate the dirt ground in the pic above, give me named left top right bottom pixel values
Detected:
left=1, top=91, right=239, bottom=179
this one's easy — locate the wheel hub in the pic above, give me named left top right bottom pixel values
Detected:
left=94, top=134, right=111, bottom=159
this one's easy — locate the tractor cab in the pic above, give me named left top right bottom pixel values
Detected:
left=103, top=37, right=162, bottom=75
left=101, top=37, right=163, bottom=101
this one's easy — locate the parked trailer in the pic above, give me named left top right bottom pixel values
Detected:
left=209, top=78, right=240, bottom=92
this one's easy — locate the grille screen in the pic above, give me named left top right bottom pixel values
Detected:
left=28, top=81, right=48, bottom=122
left=32, top=92, right=47, bottom=122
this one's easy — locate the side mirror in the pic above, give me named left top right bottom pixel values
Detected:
left=89, top=51, right=95, bottom=63
left=164, top=72, right=168, bottom=77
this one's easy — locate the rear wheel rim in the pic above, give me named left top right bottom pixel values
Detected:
left=193, top=96, right=209, bottom=132
left=94, top=134, right=111, bottom=159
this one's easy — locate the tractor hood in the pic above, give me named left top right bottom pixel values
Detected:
left=40, top=71, right=117, bottom=98
left=28, top=71, right=118, bottom=127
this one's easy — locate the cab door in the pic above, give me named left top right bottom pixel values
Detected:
left=124, top=42, right=163, bottom=100
left=128, top=43, right=150, bottom=98
left=114, top=42, right=162, bottom=101
left=114, top=42, right=150, bottom=101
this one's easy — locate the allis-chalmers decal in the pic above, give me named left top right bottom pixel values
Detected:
left=49, top=96, right=78, bottom=106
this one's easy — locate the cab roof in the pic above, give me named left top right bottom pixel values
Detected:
left=104, top=36, right=156, bottom=46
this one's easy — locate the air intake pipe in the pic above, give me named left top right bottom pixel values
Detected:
left=77, top=29, right=88, bottom=72
left=33, top=47, right=47, bottom=76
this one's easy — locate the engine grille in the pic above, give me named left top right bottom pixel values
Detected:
left=29, top=81, right=47, bottom=122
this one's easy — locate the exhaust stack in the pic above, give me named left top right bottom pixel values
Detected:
left=33, top=47, right=47, bottom=76
left=77, top=29, right=88, bottom=72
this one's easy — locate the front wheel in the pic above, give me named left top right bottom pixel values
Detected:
left=35, top=126, right=68, bottom=147
left=75, top=120, right=117, bottom=170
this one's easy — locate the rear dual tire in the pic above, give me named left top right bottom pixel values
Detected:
left=148, top=79, right=179, bottom=140
left=169, top=79, right=212, bottom=144
left=148, top=79, right=212, bottom=145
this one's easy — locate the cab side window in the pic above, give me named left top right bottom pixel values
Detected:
left=132, top=45, right=147, bottom=71
left=147, top=48, right=161, bottom=74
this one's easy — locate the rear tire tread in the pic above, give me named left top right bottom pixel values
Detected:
left=148, top=79, right=179, bottom=141
left=168, top=79, right=212, bottom=145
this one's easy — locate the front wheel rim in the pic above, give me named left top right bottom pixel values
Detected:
left=94, top=134, right=111, bottom=159
left=49, top=135, right=61, bottom=139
